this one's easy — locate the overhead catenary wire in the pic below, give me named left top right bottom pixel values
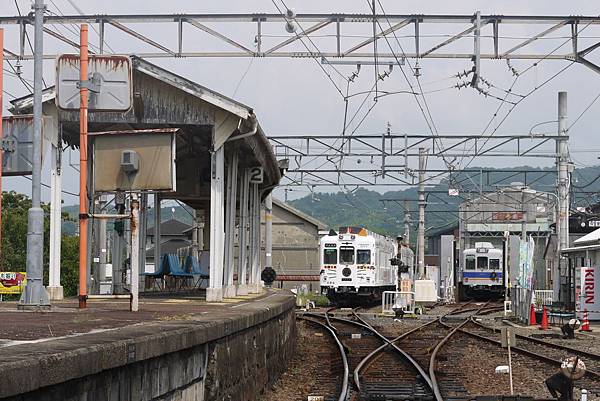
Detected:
left=64, top=0, right=115, bottom=54
left=373, top=0, right=453, bottom=171
left=270, top=0, right=348, bottom=98
left=568, top=91, right=600, bottom=131
left=20, top=175, right=79, bottom=198
left=453, top=19, right=596, bottom=178
left=4, top=61, right=34, bottom=93
left=14, top=0, right=48, bottom=89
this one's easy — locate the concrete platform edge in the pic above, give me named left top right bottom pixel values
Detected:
left=0, top=292, right=296, bottom=399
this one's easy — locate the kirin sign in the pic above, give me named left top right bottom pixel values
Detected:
left=0, top=272, right=27, bottom=294
left=580, top=267, right=600, bottom=320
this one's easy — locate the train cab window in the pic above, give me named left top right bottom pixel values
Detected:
left=477, top=256, right=488, bottom=269
left=357, top=249, right=371, bottom=264
left=323, top=249, right=337, bottom=264
left=489, top=259, right=500, bottom=270
left=465, top=255, right=475, bottom=270
left=340, top=247, right=355, bottom=265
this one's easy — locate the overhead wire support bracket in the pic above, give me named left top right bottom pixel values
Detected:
left=470, top=11, right=481, bottom=88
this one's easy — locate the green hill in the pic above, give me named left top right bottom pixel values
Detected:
left=289, top=165, right=600, bottom=241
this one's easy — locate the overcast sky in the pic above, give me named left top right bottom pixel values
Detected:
left=1, top=0, right=599, bottom=203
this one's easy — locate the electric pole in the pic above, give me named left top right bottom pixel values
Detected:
left=265, top=193, right=273, bottom=269
left=19, top=0, right=50, bottom=309
left=556, top=91, right=570, bottom=301
left=417, top=148, right=427, bottom=279
left=404, top=200, right=410, bottom=245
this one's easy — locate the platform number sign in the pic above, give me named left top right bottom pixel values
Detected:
left=249, top=167, right=264, bottom=184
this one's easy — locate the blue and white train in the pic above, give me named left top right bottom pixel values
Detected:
left=459, top=242, right=505, bottom=300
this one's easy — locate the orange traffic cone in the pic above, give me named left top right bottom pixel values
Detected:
left=580, top=309, right=592, bottom=332
left=529, top=303, right=537, bottom=326
left=539, top=306, right=549, bottom=330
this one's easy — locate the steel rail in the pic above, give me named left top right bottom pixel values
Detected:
left=297, top=316, right=349, bottom=401
left=428, top=301, right=493, bottom=400
left=325, top=306, right=338, bottom=334
left=306, top=311, right=436, bottom=396
left=462, top=318, right=600, bottom=380
left=349, top=302, right=483, bottom=399
left=352, top=318, right=438, bottom=396
left=437, top=317, right=600, bottom=381
left=469, top=318, right=600, bottom=365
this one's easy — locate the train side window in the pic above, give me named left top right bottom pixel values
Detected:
left=465, top=255, right=475, bottom=270
left=489, top=259, right=500, bottom=270
left=323, top=249, right=337, bottom=264
left=340, top=247, right=355, bottom=264
left=357, top=249, right=371, bottom=264
left=477, top=256, right=488, bottom=269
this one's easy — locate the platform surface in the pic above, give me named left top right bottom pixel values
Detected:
left=0, top=289, right=296, bottom=399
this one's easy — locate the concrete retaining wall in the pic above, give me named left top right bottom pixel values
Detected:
left=1, top=293, right=296, bottom=401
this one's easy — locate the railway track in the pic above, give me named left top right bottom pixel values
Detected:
left=301, top=307, right=436, bottom=400
left=299, top=302, right=498, bottom=401
left=461, top=318, right=600, bottom=396
left=296, top=302, right=592, bottom=400
left=296, top=316, right=349, bottom=401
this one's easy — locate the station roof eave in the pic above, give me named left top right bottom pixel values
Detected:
left=9, top=56, right=281, bottom=201
left=573, top=227, right=600, bottom=246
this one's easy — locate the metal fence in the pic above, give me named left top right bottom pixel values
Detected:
left=382, top=291, right=415, bottom=315
left=511, top=287, right=534, bottom=324
left=532, top=289, right=554, bottom=310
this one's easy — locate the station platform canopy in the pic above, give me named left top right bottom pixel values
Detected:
left=9, top=55, right=281, bottom=209
left=8, top=55, right=282, bottom=302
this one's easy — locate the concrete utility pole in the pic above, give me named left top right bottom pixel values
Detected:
left=403, top=200, right=410, bottom=244
left=417, top=148, right=426, bottom=279
left=521, top=191, right=527, bottom=241
left=130, top=195, right=140, bottom=312
left=48, top=136, right=63, bottom=300
left=556, top=91, right=570, bottom=300
left=20, top=0, right=50, bottom=309
left=94, top=195, right=108, bottom=293
left=265, top=194, right=273, bottom=269
left=78, top=23, right=89, bottom=309
left=112, top=193, right=126, bottom=294
left=153, top=194, right=161, bottom=271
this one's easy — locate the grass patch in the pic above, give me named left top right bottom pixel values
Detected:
left=296, top=292, right=330, bottom=307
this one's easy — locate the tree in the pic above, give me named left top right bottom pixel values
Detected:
left=0, top=191, right=79, bottom=297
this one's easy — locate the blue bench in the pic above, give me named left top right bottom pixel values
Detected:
left=142, top=255, right=169, bottom=291
left=185, top=255, right=209, bottom=289
left=164, top=254, right=194, bottom=292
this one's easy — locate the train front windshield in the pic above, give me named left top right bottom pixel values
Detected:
left=340, top=247, right=355, bottom=264
left=324, top=248, right=337, bottom=264
left=357, top=249, right=371, bottom=264
left=465, top=254, right=501, bottom=270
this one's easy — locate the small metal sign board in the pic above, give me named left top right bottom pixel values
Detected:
left=56, top=54, right=132, bottom=112
left=500, top=327, right=516, bottom=348
left=351, top=333, right=362, bottom=339
left=2, top=115, right=51, bottom=176
left=248, top=166, right=264, bottom=184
